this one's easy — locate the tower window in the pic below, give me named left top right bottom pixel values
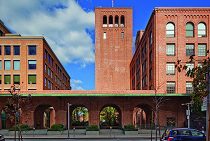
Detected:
left=103, top=15, right=107, bottom=27
left=109, top=15, right=113, bottom=27
left=120, top=15, right=125, bottom=27
left=115, top=16, right=119, bottom=27
left=121, top=32, right=124, bottom=39
left=103, top=32, right=107, bottom=39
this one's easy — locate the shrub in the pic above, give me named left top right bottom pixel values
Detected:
left=9, top=124, right=31, bottom=131
left=48, top=124, right=64, bottom=131
left=86, top=125, right=99, bottom=131
left=123, top=124, right=138, bottom=131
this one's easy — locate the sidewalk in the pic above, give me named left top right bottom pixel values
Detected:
left=0, top=129, right=163, bottom=139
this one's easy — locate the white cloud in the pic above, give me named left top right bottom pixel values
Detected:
left=0, top=0, right=95, bottom=65
left=71, top=79, right=84, bottom=90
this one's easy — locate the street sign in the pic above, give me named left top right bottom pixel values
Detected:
left=201, top=96, right=207, bottom=111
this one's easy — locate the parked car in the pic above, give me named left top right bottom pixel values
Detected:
left=161, top=128, right=206, bottom=141
left=0, top=134, right=5, bottom=141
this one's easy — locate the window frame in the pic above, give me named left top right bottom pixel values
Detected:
left=186, top=44, right=195, bottom=56
left=13, top=60, right=20, bottom=70
left=28, top=60, right=37, bottom=70
left=166, top=44, right=175, bottom=56
left=14, top=45, right=20, bottom=55
left=166, top=63, right=175, bottom=75
left=166, top=22, right=175, bottom=37
left=28, top=45, right=37, bottom=55
left=186, top=22, right=194, bottom=37
left=28, top=75, right=36, bottom=84
left=198, top=22, right=207, bottom=37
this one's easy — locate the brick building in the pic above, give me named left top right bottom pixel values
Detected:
left=130, top=8, right=210, bottom=94
left=95, top=8, right=132, bottom=90
left=0, top=21, right=71, bottom=91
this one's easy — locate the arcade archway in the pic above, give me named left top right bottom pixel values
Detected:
left=133, top=104, right=153, bottom=129
left=34, top=105, right=55, bottom=129
left=71, top=106, right=89, bottom=128
left=100, top=105, right=121, bottom=129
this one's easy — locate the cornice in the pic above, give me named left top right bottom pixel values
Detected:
left=155, top=7, right=210, bottom=13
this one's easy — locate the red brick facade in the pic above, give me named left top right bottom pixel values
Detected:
left=95, top=8, right=132, bottom=90
left=0, top=24, right=70, bottom=91
left=130, top=8, right=210, bottom=94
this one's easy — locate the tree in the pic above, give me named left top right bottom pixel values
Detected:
left=3, top=85, right=31, bottom=141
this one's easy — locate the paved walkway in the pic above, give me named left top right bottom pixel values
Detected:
left=0, top=129, right=163, bottom=139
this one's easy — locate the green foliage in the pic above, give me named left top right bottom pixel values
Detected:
left=9, top=124, right=32, bottom=131
left=123, top=124, right=138, bottom=131
left=48, top=124, right=64, bottom=131
left=72, top=107, right=89, bottom=127
left=100, top=106, right=120, bottom=127
left=86, top=125, right=99, bottom=131
left=177, top=54, right=210, bottom=112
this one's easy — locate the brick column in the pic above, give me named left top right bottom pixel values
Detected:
left=89, top=101, right=99, bottom=126
left=56, top=110, right=66, bottom=127
left=122, top=104, right=133, bottom=127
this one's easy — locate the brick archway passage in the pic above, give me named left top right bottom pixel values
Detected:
left=0, top=91, right=190, bottom=129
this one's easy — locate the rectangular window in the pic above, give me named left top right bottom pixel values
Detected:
left=103, top=32, right=106, bottom=39
left=166, top=44, right=175, bottom=56
left=186, top=44, right=194, bottom=56
left=44, top=78, right=47, bottom=87
left=0, top=61, right=2, bottom=70
left=4, top=60, right=11, bottom=70
left=0, top=46, right=1, bottom=55
left=198, top=44, right=207, bottom=56
left=14, top=46, right=20, bottom=55
left=4, top=75, right=11, bottom=84
left=13, top=75, right=20, bottom=84
left=186, top=63, right=194, bottom=72
left=28, top=60, right=36, bottom=70
left=166, top=63, right=175, bottom=75
left=167, top=82, right=175, bottom=93
left=186, top=82, right=193, bottom=94
left=4, top=46, right=11, bottom=55
left=28, top=75, right=36, bottom=84
left=0, top=75, right=1, bottom=84
left=13, top=60, right=20, bottom=70
left=121, top=32, right=124, bottom=39
left=28, top=45, right=36, bottom=55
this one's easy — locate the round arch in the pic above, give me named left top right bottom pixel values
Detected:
left=133, top=104, right=153, bottom=129
left=99, top=104, right=122, bottom=129
left=70, top=105, right=89, bottom=128
left=34, top=104, right=55, bottom=129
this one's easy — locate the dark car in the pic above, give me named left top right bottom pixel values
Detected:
left=161, top=128, right=206, bottom=141
left=0, top=134, right=5, bottom=141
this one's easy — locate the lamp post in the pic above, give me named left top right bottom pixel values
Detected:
left=181, top=102, right=193, bottom=128
left=67, top=103, right=72, bottom=138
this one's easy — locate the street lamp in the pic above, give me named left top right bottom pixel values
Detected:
left=67, top=103, right=72, bottom=138
left=181, top=102, right=193, bottom=128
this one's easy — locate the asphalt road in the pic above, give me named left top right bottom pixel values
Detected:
left=6, top=139, right=153, bottom=141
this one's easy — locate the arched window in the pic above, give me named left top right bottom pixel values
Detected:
left=120, top=15, right=125, bottom=27
left=166, top=22, right=175, bottom=37
left=198, top=22, right=206, bottom=37
left=103, top=15, right=107, bottom=27
left=109, top=15, right=113, bottom=27
left=115, top=15, right=119, bottom=27
left=186, top=22, right=194, bottom=37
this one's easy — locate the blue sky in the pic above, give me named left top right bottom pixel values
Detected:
left=0, top=0, right=210, bottom=90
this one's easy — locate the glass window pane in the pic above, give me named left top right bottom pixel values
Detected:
left=28, top=45, right=36, bottom=55
left=4, top=46, right=11, bottom=55
left=4, top=75, right=11, bottom=84
left=166, top=23, right=175, bottom=37
left=0, top=46, right=2, bottom=55
left=14, top=60, right=20, bottom=70
left=14, top=46, right=20, bottom=55
left=166, top=44, right=175, bottom=55
left=198, top=44, right=206, bottom=56
left=186, top=44, right=194, bottom=56
left=14, top=75, right=20, bottom=84
left=167, top=82, right=175, bottom=93
left=0, top=75, right=1, bottom=84
left=28, top=60, right=36, bottom=70
left=4, top=60, right=11, bottom=70
left=28, top=75, right=36, bottom=84
left=166, top=63, right=175, bottom=75
left=186, top=23, right=194, bottom=37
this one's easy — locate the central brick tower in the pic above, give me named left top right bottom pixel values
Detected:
left=95, top=8, right=132, bottom=90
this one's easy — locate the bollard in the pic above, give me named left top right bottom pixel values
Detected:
left=33, top=127, right=35, bottom=137
left=110, top=126, right=112, bottom=137
left=73, top=127, right=76, bottom=137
